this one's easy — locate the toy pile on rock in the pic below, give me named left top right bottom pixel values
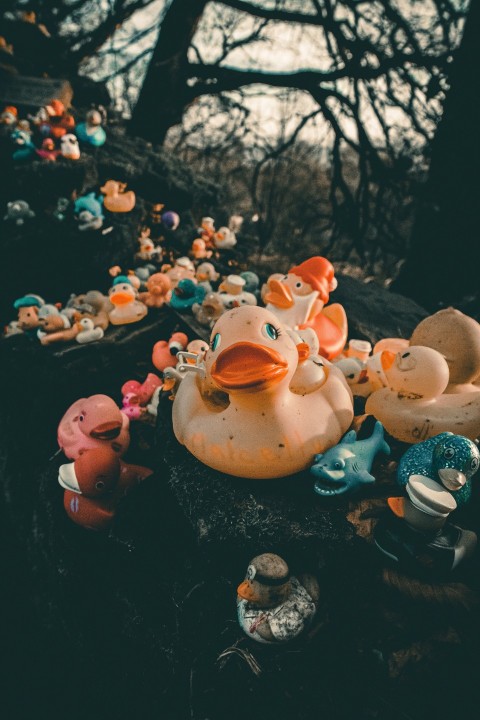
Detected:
left=2, top=90, right=480, bottom=720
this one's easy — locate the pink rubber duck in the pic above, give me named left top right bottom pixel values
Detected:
left=57, top=394, right=130, bottom=460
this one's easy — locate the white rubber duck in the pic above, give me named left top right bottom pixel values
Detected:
left=76, top=317, right=105, bottom=344
left=172, top=305, right=353, bottom=479
left=237, top=553, right=318, bottom=644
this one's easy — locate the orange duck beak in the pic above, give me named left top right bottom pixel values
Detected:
left=264, top=279, right=294, bottom=309
left=110, top=291, right=133, bottom=306
left=90, top=421, right=122, bottom=440
left=381, top=351, right=396, bottom=371
left=211, top=342, right=289, bottom=391
left=237, top=580, right=259, bottom=602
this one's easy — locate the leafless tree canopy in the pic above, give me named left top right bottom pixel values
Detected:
left=0, top=1, right=471, bottom=278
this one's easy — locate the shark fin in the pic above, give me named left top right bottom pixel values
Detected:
left=340, top=430, right=357, bottom=445
left=354, top=470, right=376, bottom=485
left=372, top=421, right=391, bottom=457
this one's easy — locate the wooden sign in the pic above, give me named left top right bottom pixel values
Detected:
left=0, top=73, right=73, bottom=110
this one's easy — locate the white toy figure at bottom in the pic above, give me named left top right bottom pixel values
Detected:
left=237, top=553, right=318, bottom=644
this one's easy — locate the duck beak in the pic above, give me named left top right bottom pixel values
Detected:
left=211, top=342, right=288, bottom=391
left=438, top=468, right=466, bottom=491
left=381, top=351, right=396, bottom=371
left=296, top=342, right=310, bottom=362
left=58, top=462, right=81, bottom=493
left=90, top=421, right=121, bottom=440
left=357, top=368, right=369, bottom=384
left=110, top=292, right=133, bottom=306
left=237, top=580, right=260, bottom=602
left=264, top=279, right=294, bottom=309
left=387, top=496, right=405, bottom=518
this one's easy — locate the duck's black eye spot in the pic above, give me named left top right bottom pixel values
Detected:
left=443, top=447, right=455, bottom=459
left=471, top=457, right=479, bottom=471
left=295, top=282, right=302, bottom=288
left=211, top=333, right=221, bottom=351
left=79, top=415, right=84, bottom=422
left=401, top=352, right=410, bottom=358
left=95, top=481, right=105, bottom=490
left=347, top=373, right=355, bottom=379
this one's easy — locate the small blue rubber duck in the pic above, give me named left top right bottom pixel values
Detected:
left=311, top=420, right=390, bottom=496
left=397, top=432, right=480, bottom=507
left=170, top=279, right=206, bottom=311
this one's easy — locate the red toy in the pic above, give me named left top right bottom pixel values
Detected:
left=58, top=447, right=152, bottom=530
left=152, top=331, right=188, bottom=372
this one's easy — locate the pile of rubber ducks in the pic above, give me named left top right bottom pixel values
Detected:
left=1, top=98, right=107, bottom=164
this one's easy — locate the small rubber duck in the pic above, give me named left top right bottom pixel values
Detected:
left=60, top=133, right=80, bottom=160
left=35, top=137, right=58, bottom=162
left=366, top=346, right=480, bottom=443
left=375, top=434, right=480, bottom=574
left=218, top=275, right=257, bottom=309
left=57, top=394, right=130, bottom=460
left=163, top=257, right=196, bottom=288
left=136, top=230, right=162, bottom=263
left=170, top=279, right=206, bottom=312
left=240, top=271, right=260, bottom=297
left=264, top=256, right=347, bottom=360
left=11, top=128, right=36, bottom=161
left=397, top=433, right=480, bottom=506
left=196, top=262, right=219, bottom=292
left=192, top=292, right=225, bottom=327
left=213, top=226, right=237, bottom=250
left=75, top=317, right=104, bottom=344
left=121, top=373, right=163, bottom=407
left=0, top=105, right=18, bottom=126
left=100, top=180, right=135, bottom=213
left=198, top=216, right=216, bottom=248
left=74, top=193, right=104, bottom=231
left=190, top=238, right=212, bottom=260
left=410, top=308, right=480, bottom=395
left=138, top=272, right=172, bottom=307
left=334, top=357, right=371, bottom=397
left=237, top=554, right=318, bottom=644
left=108, top=276, right=147, bottom=325
left=58, top=447, right=152, bottom=530
left=311, top=420, right=390, bottom=497
left=172, top=305, right=353, bottom=478
left=4, top=200, right=35, bottom=225
left=75, top=109, right=106, bottom=147
left=152, top=332, right=189, bottom=372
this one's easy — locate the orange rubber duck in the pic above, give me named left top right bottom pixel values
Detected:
left=264, top=256, right=347, bottom=360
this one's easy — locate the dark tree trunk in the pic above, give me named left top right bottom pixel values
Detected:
left=129, top=0, right=208, bottom=144
left=391, top=1, right=480, bottom=310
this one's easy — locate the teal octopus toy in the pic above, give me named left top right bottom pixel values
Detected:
left=311, top=420, right=390, bottom=497
left=397, top=432, right=480, bottom=506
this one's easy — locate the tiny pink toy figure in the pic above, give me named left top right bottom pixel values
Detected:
left=121, top=373, right=163, bottom=420
left=57, top=394, right=131, bottom=459
left=152, top=332, right=189, bottom=372
left=138, top=273, right=172, bottom=308
left=264, top=256, right=347, bottom=360
left=58, top=447, right=152, bottom=530
left=172, top=305, right=353, bottom=479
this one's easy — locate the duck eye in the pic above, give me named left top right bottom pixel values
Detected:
left=470, top=457, right=479, bottom=471
left=347, top=373, right=355, bottom=379
left=95, top=481, right=105, bottom=490
left=443, top=447, right=455, bottom=459
left=262, top=323, right=279, bottom=340
left=295, top=282, right=302, bottom=288
left=211, top=333, right=221, bottom=351
left=401, top=352, right=410, bottom=358
left=246, top=564, right=256, bottom=580
left=79, top=415, right=84, bottom=422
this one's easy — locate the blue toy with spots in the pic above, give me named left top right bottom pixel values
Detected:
left=397, top=432, right=480, bottom=507
left=311, top=420, right=390, bottom=497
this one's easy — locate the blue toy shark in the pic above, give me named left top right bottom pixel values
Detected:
left=311, top=420, right=390, bottom=497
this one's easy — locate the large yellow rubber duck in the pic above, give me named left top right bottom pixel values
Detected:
left=366, top=346, right=480, bottom=443
left=171, top=305, right=353, bottom=479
